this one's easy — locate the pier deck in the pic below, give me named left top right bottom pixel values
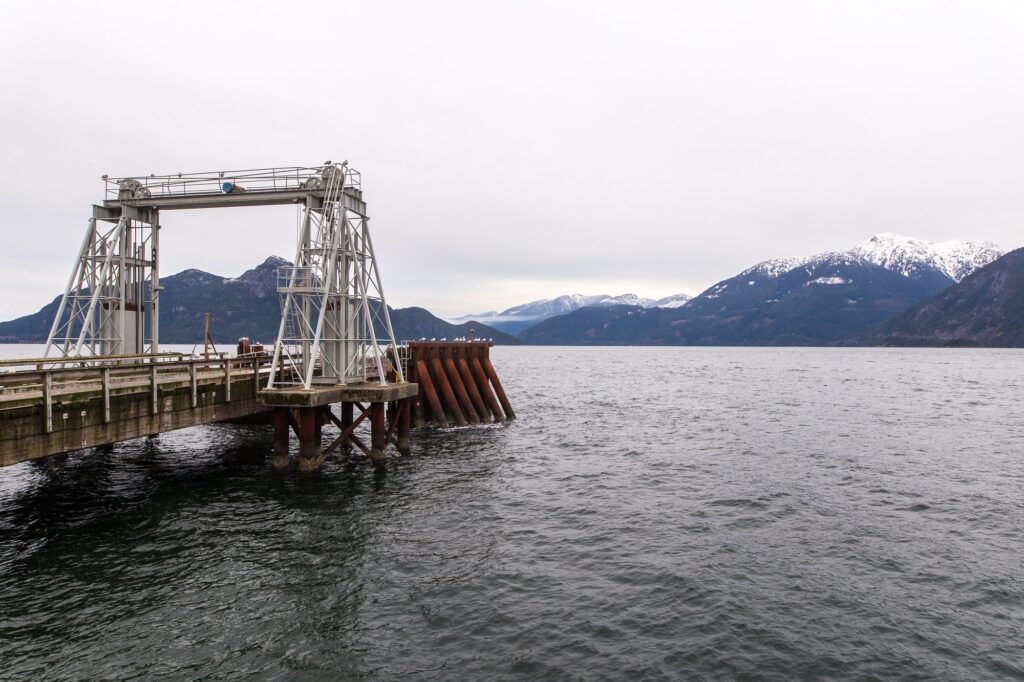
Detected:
left=0, top=354, right=421, bottom=469
left=0, top=355, right=270, bottom=467
left=259, top=382, right=418, bottom=408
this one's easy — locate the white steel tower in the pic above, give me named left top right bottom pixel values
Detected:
left=267, top=162, right=403, bottom=389
left=45, top=181, right=160, bottom=358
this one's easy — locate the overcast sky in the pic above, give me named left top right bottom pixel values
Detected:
left=1, top=1, right=1021, bottom=320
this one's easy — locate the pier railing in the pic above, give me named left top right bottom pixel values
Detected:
left=0, top=355, right=267, bottom=431
left=0, top=353, right=280, bottom=467
left=0, top=351, right=228, bottom=373
left=103, top=165, right=361, bottom=202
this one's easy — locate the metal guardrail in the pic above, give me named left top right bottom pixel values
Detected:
left=0, top=355, right=270, bottom=434
left=276, top=266, right=321, bottom=294
left=103, top=164, right=361, bottom=202
left=0, top=351, right=226, bottom=371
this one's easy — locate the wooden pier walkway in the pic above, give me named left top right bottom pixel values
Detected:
left=0, top=354, right=270, bottom=467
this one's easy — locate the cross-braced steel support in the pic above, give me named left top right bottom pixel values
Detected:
left=45, top=203, right=160, bottom=358
left=267, top=163, right=404, bottom=389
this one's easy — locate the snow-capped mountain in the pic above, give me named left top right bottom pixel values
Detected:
left=652, top=293, right=693, bottom=309
left=851, top=233, right=1002, bottom=282
left=740, top=256, right=805, bottom=279
left=452, top=292, right=692, bottom=334
left=883, top=247, right=1024, bottom=347
left=744, top=234, right=1002, bottom=284
left=501, top=293, right=656, bottom=318
left=519, top=233, right=1006, bottom=346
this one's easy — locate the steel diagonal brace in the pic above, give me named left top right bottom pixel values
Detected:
left=72, top=217, right=127, bottom=356
left=44, top=218, right=96, bottom=357
left=324, top=404, right=370, bottom=454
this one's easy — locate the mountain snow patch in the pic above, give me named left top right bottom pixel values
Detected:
left=738, top=233, right=1001, bottom=284
left=652, top=293, right=693, bottom=308
left=852, top=233, right=1002, bottom=282
left=741, top=256, right=804, bottom=279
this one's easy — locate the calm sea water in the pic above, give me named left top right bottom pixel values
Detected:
left=2, top=346, right=1023, bottom=680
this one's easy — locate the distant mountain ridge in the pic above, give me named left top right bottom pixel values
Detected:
left=881, top=247, right=1024, bottom=347
left=452, top=291, right=692, bottom=335
left=2, top=233, right=1012, bottom=348
left=454, top=233, right=1000, bottom=338
left=519, top=233, right=1005, bottom=346
left=0, top=257, right=518, bottom=345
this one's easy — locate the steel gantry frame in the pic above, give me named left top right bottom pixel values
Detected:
left=267, top=163, right=404, bottom=389
left=45, top=204, right=160, bottom=358
left=44, top=162, right=403, bottom=389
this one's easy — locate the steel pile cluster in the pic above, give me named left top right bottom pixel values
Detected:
left=405, top=341, right=515, bottom=427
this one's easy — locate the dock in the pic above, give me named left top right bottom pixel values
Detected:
left=0, top=161, right=514, bottom=471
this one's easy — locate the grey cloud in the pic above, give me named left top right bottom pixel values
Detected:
left=1, top=0, right=1021, bottom=320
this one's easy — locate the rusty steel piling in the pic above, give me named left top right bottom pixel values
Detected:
left=471, top=353, right=504, bottom=422
left=444, top=353, right=480, bottom=424
left=415, top=359, right=448, bottom=427
left=457, top=350, right=489, bottom=420
left=397, top=400, right=411, bottom=454
left=482, top=356, right=515, bottom=420
left=369, top=402, right=387, bottom=464
left=406, top=341, right=513, bottom=427
left=430, top=354, right=467, bottom=426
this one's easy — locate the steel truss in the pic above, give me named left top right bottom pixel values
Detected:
left=267, top=163, right=403, bottom=389
left=45, top=213, right=159, bottom=358
left=44, top=161, right=399, bottom=388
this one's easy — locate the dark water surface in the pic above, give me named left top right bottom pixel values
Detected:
left=2, top=347, right=1024, bottom=680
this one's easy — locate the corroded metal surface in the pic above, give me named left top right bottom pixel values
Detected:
left=404, top=341, right=513, bottom=426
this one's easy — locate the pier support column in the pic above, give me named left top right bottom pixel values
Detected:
left=297, top=407, right=325, bottom=472
left=409, top=362, right=426, bottom=428
left=340, top=401, right=354, bottom=450
left=315, top=406, right=326, bottom=443
left=370, top=402, right=386, bottom=465
left=272, top=408, right=290, bottom=469
left=397, top=398, right=411, bottom=455
left=413, top=396, right=425, bottom=429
